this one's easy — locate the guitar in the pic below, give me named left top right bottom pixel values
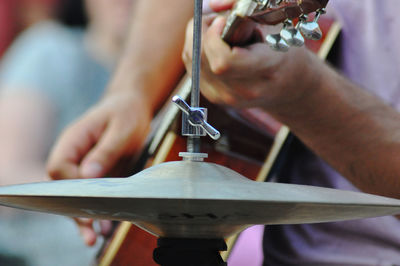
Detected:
left=97, top=1, right=340, bottom=265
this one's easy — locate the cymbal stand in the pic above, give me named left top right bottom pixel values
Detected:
left=172, top=0, right=220, bottom=162
left=165, top=1, right=226, bottom=265
left=153, top=238, right=227, bottom=266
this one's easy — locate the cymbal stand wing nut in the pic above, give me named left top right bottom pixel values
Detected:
left=172, top=95, right=221, bottom=140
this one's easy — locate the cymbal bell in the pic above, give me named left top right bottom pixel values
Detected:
left=0, top=161, right=400, bottom=238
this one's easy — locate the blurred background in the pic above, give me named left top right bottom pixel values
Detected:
left=0, top=0, right=134, bottom=265
left=0, top=0, right=59, bottom=57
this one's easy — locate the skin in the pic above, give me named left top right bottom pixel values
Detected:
left=46, top=0, right=194, bottom=245
left=0, top=93, right=56, bottom=186
left=183, top=1, right=400, bottom=200
left=84, top=0, right=134, bottom=66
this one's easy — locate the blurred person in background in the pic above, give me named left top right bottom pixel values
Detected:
left=0, top=0, right=59, bottom=57
left=0, top=0, right=134, bottom=265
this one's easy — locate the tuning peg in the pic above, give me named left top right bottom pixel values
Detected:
left=298, top=8, right=326, bottom=40
left=266, top=33, right=289, bottom=52
left=280, top=19, right=304, bottom=47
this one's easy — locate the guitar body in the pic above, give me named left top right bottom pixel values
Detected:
left=97, top=1, right=340, bottom=265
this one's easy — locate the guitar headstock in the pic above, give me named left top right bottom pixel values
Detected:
left=222, top=0, right=329, bottom=51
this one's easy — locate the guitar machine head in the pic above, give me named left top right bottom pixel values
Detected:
left=222, top=0, right=329, bottom=51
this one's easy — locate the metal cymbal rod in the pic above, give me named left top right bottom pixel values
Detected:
left=188, top=0, right=203, bottom=153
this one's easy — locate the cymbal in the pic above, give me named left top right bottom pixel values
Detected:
left=0, top=161, right=400, bottom=238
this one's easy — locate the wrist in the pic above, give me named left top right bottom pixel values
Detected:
left=266, top=50, right=327, bottom=122
left=105, top=63, right=157, bottom=115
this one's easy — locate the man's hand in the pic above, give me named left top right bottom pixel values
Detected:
left=182, top=14, right=322, bottom=116
left=47, top=91, right=151, bottom=180
left=47, top=91, right=151, bottom=245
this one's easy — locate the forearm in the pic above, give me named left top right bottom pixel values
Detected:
left=269, top=52, right=400, bottom=198
left=108, top=0, right=194, bottom=113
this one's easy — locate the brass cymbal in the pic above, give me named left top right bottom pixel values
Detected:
left=0, top=161, right=400, bottom=238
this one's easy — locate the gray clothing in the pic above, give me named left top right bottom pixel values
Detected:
left=0, top=20, right=109, bottom=137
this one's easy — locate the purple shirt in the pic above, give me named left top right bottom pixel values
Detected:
left=264, top=1, right=400, bottom=265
